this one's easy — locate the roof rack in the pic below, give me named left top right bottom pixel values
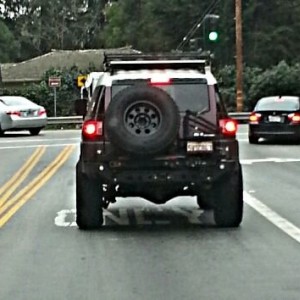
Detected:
left=103, top=52, right=212, bottom=73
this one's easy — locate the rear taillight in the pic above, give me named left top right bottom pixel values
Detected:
left=249, top=112, right=261, bottom=124
left=39, top=109, right=47, bottom=116
left=6, top=110, right=21, bottom=117
left=82, top=120, right=103, bottom=139
left=288, top=113, right=300, bottom=124
left=219, top=119, right=238, bottom=137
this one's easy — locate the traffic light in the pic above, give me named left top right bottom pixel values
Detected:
left=205, top=14, right=220, bottom=43
left=208, top=31, right=219, bottom=42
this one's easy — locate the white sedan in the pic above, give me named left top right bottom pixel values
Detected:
left=0, top=96, right=47, bottom=136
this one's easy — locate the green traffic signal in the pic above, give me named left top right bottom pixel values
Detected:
left=208, top=31, right=219, bottom=42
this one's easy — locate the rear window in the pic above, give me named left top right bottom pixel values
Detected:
left=0, top=97, right=35, bottom=106
left=255, top=97, right=300, bottom=111
left=112, top=80, right=210, bottom=113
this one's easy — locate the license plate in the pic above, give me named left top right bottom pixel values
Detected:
left=22, top=110, right=36, bottom=117
left=268, top=115, right=281, bottom=122
left=187, top=141, right=213, bottom=153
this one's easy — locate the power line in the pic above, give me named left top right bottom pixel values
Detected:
left=176, top=0, right=222, bottom=50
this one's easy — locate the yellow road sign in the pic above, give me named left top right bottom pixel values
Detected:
left=77, top=75, right=87, bottom=87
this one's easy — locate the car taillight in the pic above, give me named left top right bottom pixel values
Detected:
left=288, top=113, right=300, bottom=124
left=82, top=120, right=103, bottom=139
left=249, top=112, right=261, bottom=124
left=6, top=110, right=21, bottom=116
left=219, top=118, right=238, bottom=137
left=39, top=109, right=47, bottom=116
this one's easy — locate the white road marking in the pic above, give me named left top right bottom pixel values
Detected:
left=133, top=208, right=152, bottom=225
left=103, top=209, right=130, bottom=225
left=55, top=194, right=300, bottom=244
left=244, top=192, right=300, bottom=244
left=54, top=207, right=203, bottom=227
left=54, top=209, right=76, bottom=227
left=171, top=207, right=203, bottom=224
left=241, top=158, right=300, bottom=165
left=0, top=143, right=78, bottom=150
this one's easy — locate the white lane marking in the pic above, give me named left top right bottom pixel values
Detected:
left=0, top=138, right=80, bottom=144
left=244, top=192, right=300, bottom=244
left=0, top=143, right=78, bottom=150
left=241, top=158, right=300, bottom=165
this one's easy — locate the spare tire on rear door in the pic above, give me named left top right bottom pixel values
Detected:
left=106, top=85, right=180, bottom=156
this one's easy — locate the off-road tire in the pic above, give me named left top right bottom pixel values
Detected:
left=106, top=85, right=180, bottom=156
left=214, top=166, right=243, bottom=227
left=197, top=195, right=214, bottom=210
left=76, top=163, right=103, bottom=230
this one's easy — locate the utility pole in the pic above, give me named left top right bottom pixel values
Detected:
left=235, top=0, right=243, bottom=112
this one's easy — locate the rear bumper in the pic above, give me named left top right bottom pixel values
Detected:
left=78, top=157, right=240, bottom=186
left=249, top=124, right=300, bottom=138
left=2, top=116, right=47, bottom=131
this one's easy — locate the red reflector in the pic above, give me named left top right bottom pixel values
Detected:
left=6, top=111, right=21, bottom=116
left=39, top=109, right=47, bottom=116
left=219, top=119, right=238, bottom=136
left=82, top=120, right=103, bottom=138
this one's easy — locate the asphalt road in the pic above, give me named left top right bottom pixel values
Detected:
left=0, top=126, right=300, bottom=300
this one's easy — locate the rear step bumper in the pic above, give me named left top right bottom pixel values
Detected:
left=78, top=159, right=240, bottom=185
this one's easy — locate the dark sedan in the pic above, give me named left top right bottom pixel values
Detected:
left=248, top=96, right=300, bottom=144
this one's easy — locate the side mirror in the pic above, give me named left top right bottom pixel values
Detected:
left=74, top=98, right=88, bottom=116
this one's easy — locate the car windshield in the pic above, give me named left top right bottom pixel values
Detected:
left=0, top=97, right=35, bottom=106
left=112, top=81, right=210, bottom=113
left=255, top=97, right=300, bottom=111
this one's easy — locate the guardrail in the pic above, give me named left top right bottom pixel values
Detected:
left=47, top=116, right=83, bottom=125
left=228, top=112, right=250, bottom=123
left=47, top=112, right=250, bottom=126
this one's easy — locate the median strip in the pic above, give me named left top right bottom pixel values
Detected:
left=0, top=146, right=45, bottom=208
left=0, top=145, right=75, bottom=228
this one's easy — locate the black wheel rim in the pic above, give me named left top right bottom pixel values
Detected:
left=124, top=100, right=162, bottom=136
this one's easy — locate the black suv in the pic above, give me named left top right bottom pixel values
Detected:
left=75, top=53, right=243, bottom=229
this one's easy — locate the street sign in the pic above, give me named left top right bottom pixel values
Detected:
left=48, top=77, right=61, bottom=88
left=77, top=75, right=87, bottom=87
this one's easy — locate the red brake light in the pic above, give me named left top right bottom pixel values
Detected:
left=219, top=119, right=238, bottom=137
left=150, top=76, right=171, bottom=86
left=39, top=109, right=47, bottom=116
left=82, top=120, right=103, bottom=138
left=288, top=113, right=300, bottom=124
left=6, top=110, right=21, bottom=116
left=249, top=112, right=261, bottom=124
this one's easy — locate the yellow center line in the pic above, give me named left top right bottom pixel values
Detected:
left=0, top=147, right=44, bottom=197
left=0, top=146, right=46, bottom=208
left=0, top=145, right=75, bottom=228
